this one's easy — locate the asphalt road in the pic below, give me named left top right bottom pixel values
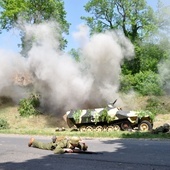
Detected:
left=0, top=134, right=170, bottom=170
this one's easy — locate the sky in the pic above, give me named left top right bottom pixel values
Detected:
left=0, top=0, right=170, bottom=53
left=0, top=0, right=88, bottom=53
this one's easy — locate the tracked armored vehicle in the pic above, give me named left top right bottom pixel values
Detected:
left=65, top=100, right=153, bottom=132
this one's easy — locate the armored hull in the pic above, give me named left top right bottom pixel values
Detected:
left=65, top=102, right=153, bottom=132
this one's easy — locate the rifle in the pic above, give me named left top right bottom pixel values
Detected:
left=72, top=149, right=102, bottom=154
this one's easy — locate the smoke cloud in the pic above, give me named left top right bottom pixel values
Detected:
left=0, top=49, right=30, bottom=101
left=159, top=55, right=170, bottom=94
left=0, top=21, right=135, bottom=114
left=73, top=24, right=90, bottom=48
left=157, top=5, right=170, bottom=94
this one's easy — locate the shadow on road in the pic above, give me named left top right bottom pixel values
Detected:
left=1, top=138, right=170, bottom=170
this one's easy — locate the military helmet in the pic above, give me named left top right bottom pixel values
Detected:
left=52, top=136, right=57, bottom=143
left=163, top=123, right=170, bottom=129
left=70, top=136, right=81, bottom=145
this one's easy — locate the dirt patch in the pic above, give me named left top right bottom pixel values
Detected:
left=0, top=105, right=67, bottom=129
left=153, top=114, right=170, bottom=128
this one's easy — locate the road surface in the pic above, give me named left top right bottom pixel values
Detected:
left=0, top=134, right=170, bottom=170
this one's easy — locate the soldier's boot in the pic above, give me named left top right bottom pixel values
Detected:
left=28, top=137, right=35, bottom=147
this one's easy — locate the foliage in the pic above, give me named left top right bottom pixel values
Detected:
left=137, top=43, right=168, bottom=73
left=73, top=110, right=82, bottom=123
left=85, top=111, right=92, bottom=123
left=18, top=94, right=40, bottom=117
left=94, top=111, right=100, bottom=124
left=134, top=71, right=163, bottom=96
left=81, top=0, right=166, bottom=88
left=136, top=110, right=155, bottom=121
left=0, top=0, right=70, bottom=52
left=120, top=71, right=163, bottom=96
left=121, top=42, right=167, bottom=75
left=0, top=0, right=26, bottom=30
left=99, top=109, right=108, bottom=122
left=73, top=108, right=115, bottom=124
left=0, top=118, right=9, bottom=129
left=69, top=48, right=81, bottom=62
left=119, top=73, right=135, bottom=92
left=81, top=0, right=156, bottom=42
left=99, top=108, right=115, bottom=123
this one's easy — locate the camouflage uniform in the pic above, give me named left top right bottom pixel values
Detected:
left=31, top=136, right=88, bottom=154
left=151, top=123, right=170, bottom=134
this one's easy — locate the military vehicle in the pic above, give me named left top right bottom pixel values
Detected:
left=65, top=100, right=153, bottom=132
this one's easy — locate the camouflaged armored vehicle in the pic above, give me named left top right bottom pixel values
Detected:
left=65, top=100, right=153, bottom=132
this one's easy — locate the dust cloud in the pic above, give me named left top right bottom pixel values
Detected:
left=157, top=5, right=170, bottom=95
left=73, top=24, right=89, bottom=47
left=158, top=46, right=170, bottom=94
left=0, top=21, right=135, bottom=114
left=0, top=49, right=30, bottom=101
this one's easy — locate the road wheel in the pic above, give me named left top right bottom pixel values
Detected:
left=103, top=125, right=108, bottom=131
left=107, top=125, right=114, bottom=132
left=86, top=126, right=94, bottom=132
left=79, top=126, right=86, bottom=132
left=95, top=126, right=103, bottom=132
left=139, top=120, right=152, bottom=131
left=121, top=121, right=132, bottom=131
left=112, top=125, right=121, bottom=131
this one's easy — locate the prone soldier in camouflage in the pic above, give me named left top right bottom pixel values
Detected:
left=28, top=136, right=88, bottom=154
left=151, top=123, right=170, bottom=134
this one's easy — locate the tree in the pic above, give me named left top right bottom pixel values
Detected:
left=81, top=0, right=167, bottom=96
left=120, top=70, right=163, bottom=96
left=121, top=42, right=168, bottom=75
left=69, top=48, right=81, bottom=62
left=81, top=0, right=156, bottom=42
left=81, top=0, right=158, bottom=75
left=0, top=0, right=70, bottom=54
left=139, top=43, right=168, bottom=73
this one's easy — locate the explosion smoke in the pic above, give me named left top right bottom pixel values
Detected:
left=0, top=21, right=135, bottom=114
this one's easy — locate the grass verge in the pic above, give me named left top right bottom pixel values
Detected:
left=0, top=128, right=170, bottom=140
left=0, top=96, right=170, bottom=139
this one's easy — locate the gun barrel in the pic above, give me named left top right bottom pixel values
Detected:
left=72, top=149, right=102, bottom=154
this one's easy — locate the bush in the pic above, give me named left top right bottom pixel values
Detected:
left=120, top=71, right=163, bottom=96
left=0, top=118, right=9, bottom=129
left=137, top=110, right=155, bottom=121
left=119, top=74, right=135, bottom=93
left=134, top=71, right=163, bottom=96
left=18, top=93, right=40, bottom=117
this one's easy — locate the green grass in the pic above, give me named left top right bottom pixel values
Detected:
left=0, top=128, right=170, bottom=139
left=0, top=95, right=170, bottom=140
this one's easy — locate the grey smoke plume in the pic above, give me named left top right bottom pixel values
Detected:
left=156, top=5, right=170, bottom=94
left=73, top=24, right=90, bottom=47
left=0, top=21, right=134, bottom=113
left=79, top=30, right=134, bottom=107
left=159, top=55, right=170, bottom=94
left=0, top=49, right=30, bottom=101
